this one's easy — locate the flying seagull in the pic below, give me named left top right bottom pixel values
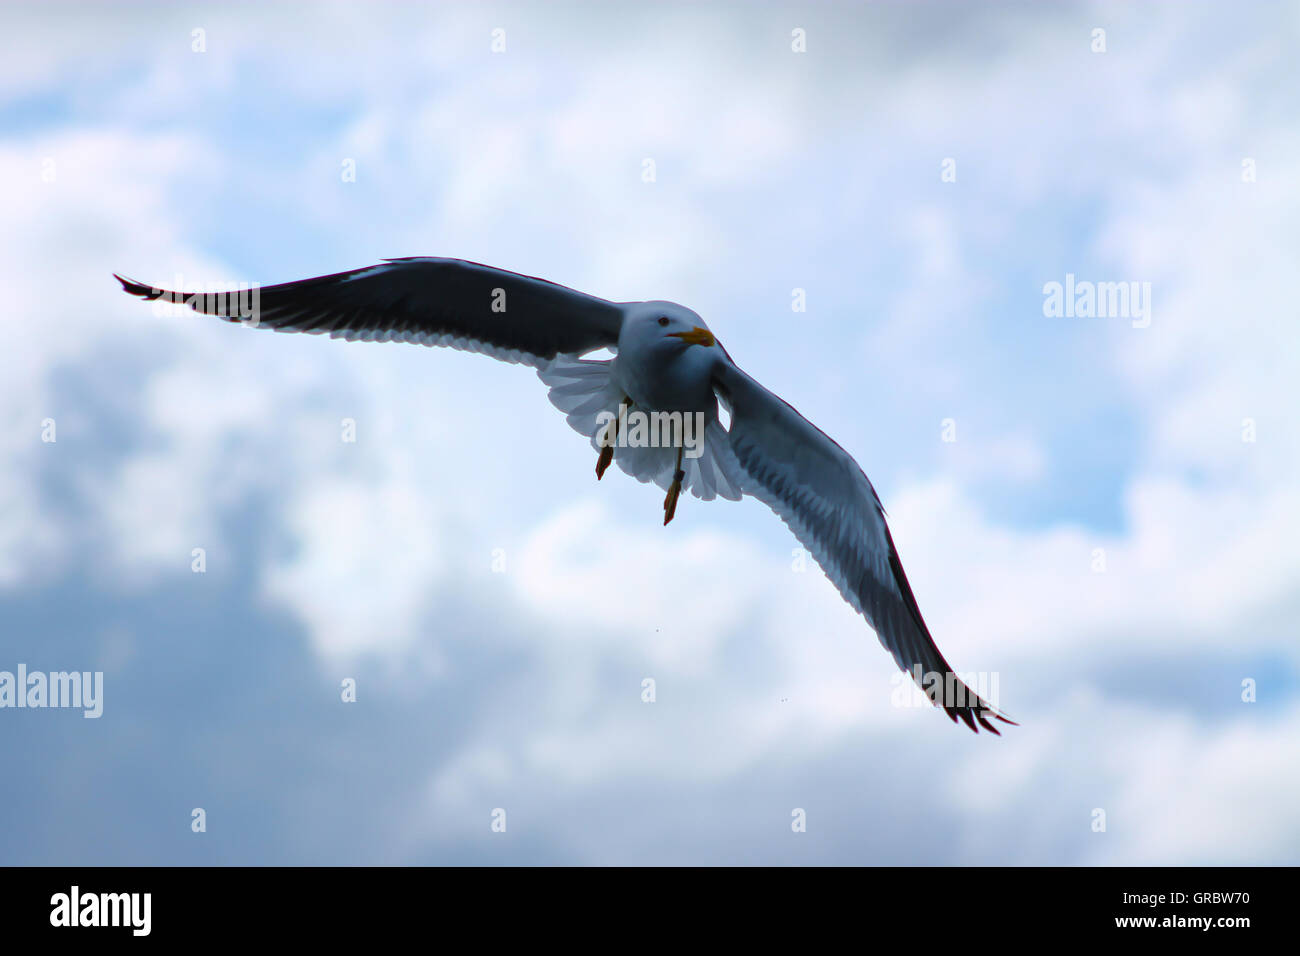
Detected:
left=115, top=258, right=1014, bottom=734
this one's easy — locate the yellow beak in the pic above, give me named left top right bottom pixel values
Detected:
left=669, top=326, right=716, bottom=348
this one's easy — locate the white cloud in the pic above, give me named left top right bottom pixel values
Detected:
left=263, top=471, right=447, bottom=660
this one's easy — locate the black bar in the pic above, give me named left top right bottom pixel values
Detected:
left=0, top=865, right=1284, bottom=942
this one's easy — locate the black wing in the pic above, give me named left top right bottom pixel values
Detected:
left=714, top=360, right=1016, bottom=734
left=115, top=257, right=625, bottom=368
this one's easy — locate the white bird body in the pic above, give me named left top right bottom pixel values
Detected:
left=115, top=257, right=1013, bottom=734
left=615, top=302, right=719, bottom=412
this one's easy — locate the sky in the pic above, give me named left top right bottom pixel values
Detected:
left=1, top=0, right=1298, bottom=865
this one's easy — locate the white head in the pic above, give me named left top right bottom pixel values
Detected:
left=615, top=300, right=725, bottom=415
left=618, top=300, right=722, bottom=360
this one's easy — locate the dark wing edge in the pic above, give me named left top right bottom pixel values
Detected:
left=114, top=257, right=625, bottom=368
left=713, top=359, right=1016, bottom=735
left=878, top=515, right=1018, bottom=734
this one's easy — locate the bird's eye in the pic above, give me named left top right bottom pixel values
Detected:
left=657, top=316, right=669, bottom=327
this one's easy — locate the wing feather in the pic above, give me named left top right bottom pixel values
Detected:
left=713, top=360, right=1014, bottom=733
left=114, top=257, right=624, bottom=368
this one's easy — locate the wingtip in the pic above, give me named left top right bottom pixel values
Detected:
left=977, top=709, right=1017, bottom=735
left=114, top=273, right=158, bottom=299
left=942, top=699, right=1016, bottom=735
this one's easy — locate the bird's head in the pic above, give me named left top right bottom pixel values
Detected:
left=622, top=301, right=720, bottom=357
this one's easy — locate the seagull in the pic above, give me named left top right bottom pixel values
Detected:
left=115, top=257, right=1014, bottom=734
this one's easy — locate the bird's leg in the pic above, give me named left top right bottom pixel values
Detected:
left=597, top=396, right=633, bottom=480
left=663, top=445, right=686, bottom=526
